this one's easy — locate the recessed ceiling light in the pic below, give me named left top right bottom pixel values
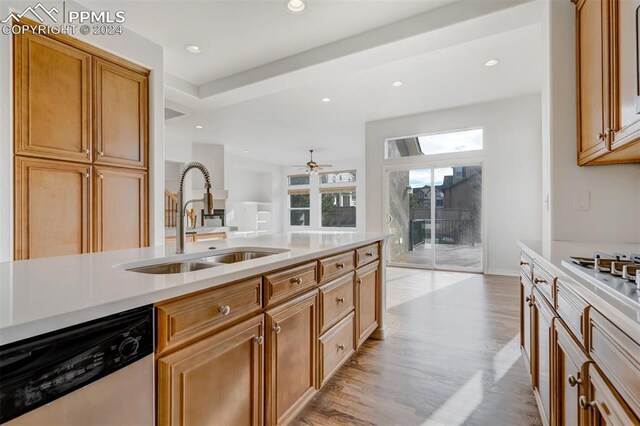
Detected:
left=285, top=0, right=306, bottom=14
left=195, top=125, right=203, bottom=129
left=185, top=45, right=202, bottom=54
left=321, top=97, right=331, bottom=103
left=485, top=59, right=499, bottom=67
left=392, top=81, right=403, bottom=87
left=243, top=150, right=249, bottom=153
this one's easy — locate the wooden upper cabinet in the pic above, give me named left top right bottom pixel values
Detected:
left=93, top=166, right=147, bottom=252
left=14, top=157, right=91, bottom=260
left=14, top=31, right=91, bottom=163
left=607, top=0, right=640, bottom=158
left=576, top=0, right=610, bottom=165
left=94, top=58, right=148, bottom=169
left=157, top=314, right=264, bottom=426
left=265, top=291, right=317, bottom=426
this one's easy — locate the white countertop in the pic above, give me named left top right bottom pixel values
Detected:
left=518, top=240, right=640, bottom=342
left=0, top=232, right=389, bottom=345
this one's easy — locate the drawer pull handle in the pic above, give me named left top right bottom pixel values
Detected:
left=520, top=261, right=529, bottom=266
left=218, top=305, right=231, bottom=316
left=366, top=252, right=374, bottom=257
left=255, top=336, right=264, bottom=345
left=338, top=344, right=345, bottom=351
left=534, top=278, right=547, bottom=284
left=567, top=375, right=582, bottom=387
left=336, top=262, right=345, bottom=269
left=336, top=297, right=345, bottom=303
left=273, top=325, right=282, bottom=334
left=579, top=396, right=595, bottom=410
left=290, top=277, right=302, bottom=285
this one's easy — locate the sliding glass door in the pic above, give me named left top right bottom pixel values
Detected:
left=386, top=164, right=483, bottom=272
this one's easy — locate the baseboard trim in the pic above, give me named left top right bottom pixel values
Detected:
left=485, top=269, right=519, bottom=277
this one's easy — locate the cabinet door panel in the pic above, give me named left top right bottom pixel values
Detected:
left=14, top=157, right=90, bottom=259
left=14, top=31, right=91, bottom=162
left=533, top=288, right=555, bottom=426
left=586, top=364, right=639, bottom=425
left=520, top=273, right=533, bottom=375
left=95, top=58, right=148, bottom=168
left=157, top=315, right=264, bottom=426
left=576, top=0, right=610, bottom=164
left=266, top=291, right=317, bottom=426
left=93, top=166, right=147, bottom=252
left=355, top=261, right=379, bottom=348
left=555, top=319, right=590, bottom=426
left=610, top=0, right=640, bottom=152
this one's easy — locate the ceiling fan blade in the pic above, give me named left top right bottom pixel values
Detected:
left=316, top=164, right=333, bottom=168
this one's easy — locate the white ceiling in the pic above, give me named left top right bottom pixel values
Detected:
left=85, top=0, right=456, bottom=84
left=166, top=22, right=542, bottom=165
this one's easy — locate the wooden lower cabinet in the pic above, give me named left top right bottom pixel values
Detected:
left=93, top=166, right=147, bottom=252
left=265, top=291, right=317, bottom=426
left=584, top=364, right=639, bottom=425
left=554, top=319, right=591, bottom=426
left=355, top=261, right=379, bottom=348
left=157, top=314, right=264, bottom=426
left=14, top=157, right=91, bottom=259
left=521, top=273, right=534, bottom=375
left=532, top=287, right=556, bottom=426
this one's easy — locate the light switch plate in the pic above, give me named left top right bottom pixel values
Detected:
left=573, top=191, right=590, bottom=211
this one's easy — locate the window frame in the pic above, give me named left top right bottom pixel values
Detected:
left=288, top=188, right=311, bottom=228
left=318, top=173, right=357, bottom=229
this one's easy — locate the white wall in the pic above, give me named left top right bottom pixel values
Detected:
left=225, top=154, right=284, bottom=233
left=543, top=0, right=640, bottom=245
left=0, top=1, right=165, bottom=260
left=282, top=157, right=366, bottom=233
left=365, top=94, right=543, bottom=275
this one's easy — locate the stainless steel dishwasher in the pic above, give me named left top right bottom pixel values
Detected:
left=0, top=306, right=154, bottom=425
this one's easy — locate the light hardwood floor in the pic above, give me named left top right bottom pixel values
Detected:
left=293, top=267, right=542, bottom=426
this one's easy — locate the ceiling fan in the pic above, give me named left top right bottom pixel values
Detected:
left=292, top=149, right=333, bottom=175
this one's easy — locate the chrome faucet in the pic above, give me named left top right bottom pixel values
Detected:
left=176, top=162, right=214, bottom=254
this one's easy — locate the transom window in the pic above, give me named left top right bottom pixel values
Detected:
left=385, top=128, right=483, bottom=159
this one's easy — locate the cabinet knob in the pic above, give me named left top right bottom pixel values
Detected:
left=83, top=171, right=90, bottom=178
left=579, top=396, right=595, bottom=410
left=520, top=261, right=529, bottom=266
left=254, top=336, right=264, bottom=345
left=336, top=262, right=345, bottom=269
left=290, top=277, right=302, bottom=285
left=273, top=325, right=282, bottom=334
left=98, top=151, right=104, bottom=157
left=218, top=305, right=231, bottom=316
left=598, top=132, right=606, bottom=141
left=525, top=296, right=531, bottom=303
left=337, top=344, right=345, bottom=351
left=357, top=278, right=362, bottom=284
left=83, top=148, right=89, bottom=154
left=567, top=375, right=582, bottom=387
left=534, top=277, right=547, bottom=284
left=336, top=297, right=345, bottom=303
left=98, top=173, right=104, bottom=179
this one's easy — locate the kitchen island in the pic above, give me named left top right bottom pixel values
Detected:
left=0, top=232, right=389, bottom=426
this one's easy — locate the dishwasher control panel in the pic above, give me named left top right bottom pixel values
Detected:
left=0, top=305, right=153, bottom=424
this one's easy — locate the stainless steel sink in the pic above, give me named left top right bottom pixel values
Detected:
left=123, top=248, right=289, bottom=274
left=201, top=250, right=276, bottom=264
left=128, top=261, right=217, bottom=275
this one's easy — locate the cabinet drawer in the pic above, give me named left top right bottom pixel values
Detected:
left=156, top=277, right=262, bottom=355
left=556, top=279, right=588, bottom=344
left=318, top=251, right=354, bottom=283
left=356, top=243, right=379, bottom=267
left=318, top=312, right=355, bottom=387
left=588, top=309, right=640, bottom=418
left=532, top=259, right=556, bottom=305
left=318, top=272, right=354, bottom=335
left=263, top=262, right=318, bottom=308
left=520, top=251, right=533, bottom=281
